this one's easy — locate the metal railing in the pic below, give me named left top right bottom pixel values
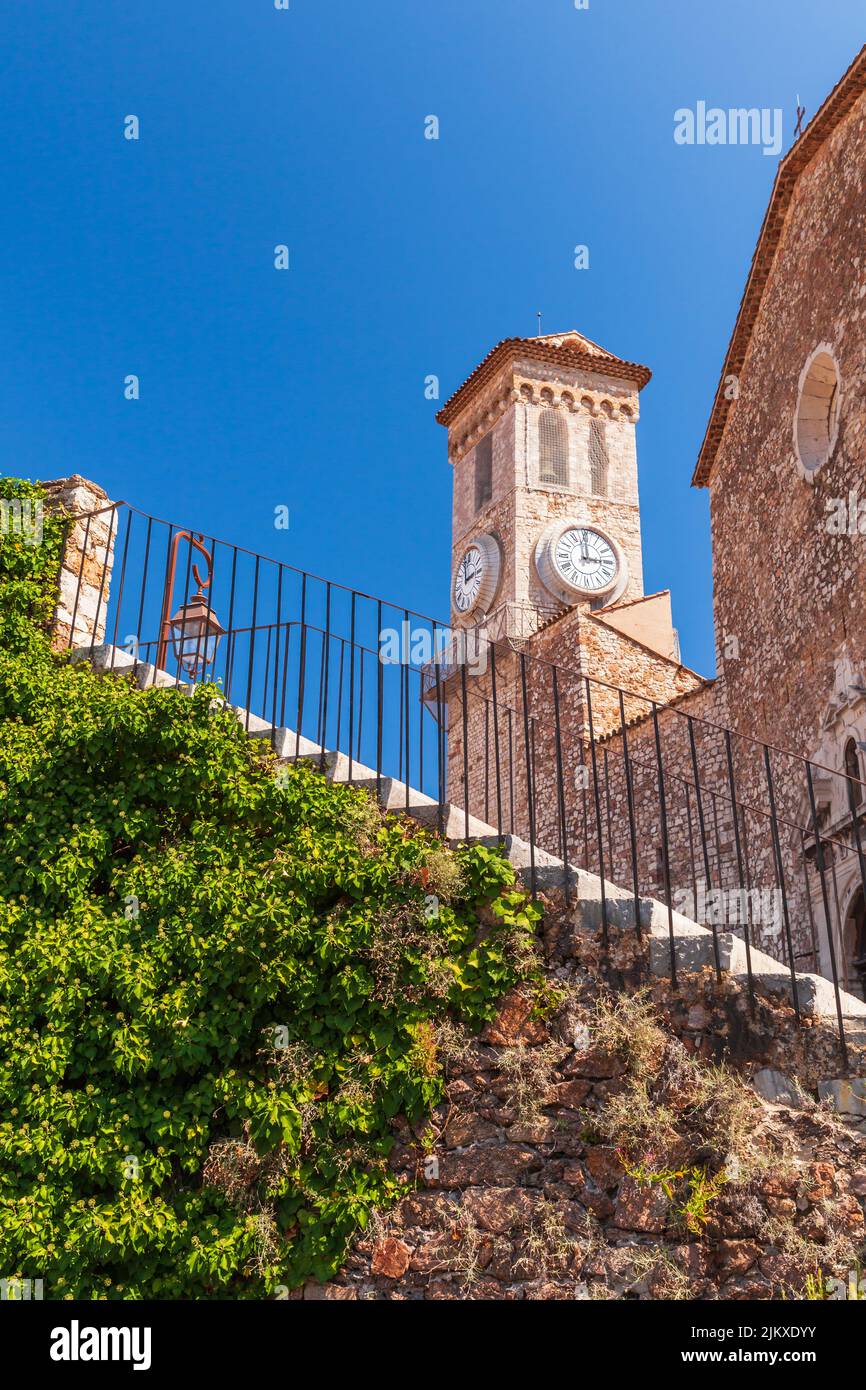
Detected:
left=59, top=501, right=866, bottom=1067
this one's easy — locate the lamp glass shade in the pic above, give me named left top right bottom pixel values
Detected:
left=169, top=596, right=225, bottom=678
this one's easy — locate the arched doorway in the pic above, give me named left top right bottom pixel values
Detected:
left=844, top=888, right=866, bottom=998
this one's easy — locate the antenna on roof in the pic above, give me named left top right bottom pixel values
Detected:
left=794, top=95, right=806, bottom=140
left=537, top=311, right=542, bottom=337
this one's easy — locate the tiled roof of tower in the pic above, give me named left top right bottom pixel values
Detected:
left=692, top=42, right=866, bottom=488
left=435, top=332, right=652, bottom=427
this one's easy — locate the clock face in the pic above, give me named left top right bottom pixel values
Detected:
left=553, top=527, right=618, bottom=594
left=454, top=546, right=483, bottom=613
left=452, top=534, right=501, bottom=617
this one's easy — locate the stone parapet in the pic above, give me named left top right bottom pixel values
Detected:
left=42, top=475, right=117, bottom=650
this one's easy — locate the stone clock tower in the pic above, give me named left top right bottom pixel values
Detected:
left=438, top=331, right=652, bottom=644
left=435, top=331, right=704, bottom=840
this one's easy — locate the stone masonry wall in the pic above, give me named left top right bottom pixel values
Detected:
left=43, top=475, right=117, bottom=651
left=708, top=89, right=866, bottom=763
left=302, top=892, right=866, bottom=1301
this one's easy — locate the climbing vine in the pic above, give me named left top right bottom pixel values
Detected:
left=0, top=478, right=542, bottom=1298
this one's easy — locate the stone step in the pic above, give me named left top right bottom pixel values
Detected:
left=344, top=776, right=500, bottom=839
left=255, top=727, right=337, bottom=763
left=74, top=643, right=187, bottom=692
left=350, top=775, right=437, bottom=812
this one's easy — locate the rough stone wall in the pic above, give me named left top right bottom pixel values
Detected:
left=527, top=618, right=706, bottom=870
left=585, top=682, right=731, bottom=908
left=42, top=475, right=117, bottom=651
left=582, top=680, right=821, bottom=968
left=301, top=895, right=866, bottom=1301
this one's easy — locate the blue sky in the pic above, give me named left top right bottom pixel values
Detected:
left=1, top=0, right=863, bottom=675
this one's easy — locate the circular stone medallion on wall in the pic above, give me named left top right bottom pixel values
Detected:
left=794, top=343, right=841, bottom=481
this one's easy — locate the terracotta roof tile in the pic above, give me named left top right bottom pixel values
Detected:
left=435, top=332, right=652, bottom=427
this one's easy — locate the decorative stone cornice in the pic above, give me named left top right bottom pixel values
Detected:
left=446, top=375, right=640, bottom=466
left=436, top=334, right=652, bottom=431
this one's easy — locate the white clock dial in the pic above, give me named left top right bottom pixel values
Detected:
left=454, top=547, right=482, bottom=613
left=452, top=534, right=501, bottom=618
left=535, top=519, right=626, bottom=605
left=554, top=528, right=617, bottom=593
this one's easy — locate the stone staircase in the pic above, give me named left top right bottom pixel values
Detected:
left=79, top=643, right=866, bottom=1106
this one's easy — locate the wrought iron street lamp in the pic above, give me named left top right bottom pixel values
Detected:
left=156, top=531, right=225, bottom=678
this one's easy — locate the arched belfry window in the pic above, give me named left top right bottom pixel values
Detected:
left=845, top=737, right=863, bottom=806
left=538, top=410, right=569, bottom=487
left=589, top=418, right=609, bottom=497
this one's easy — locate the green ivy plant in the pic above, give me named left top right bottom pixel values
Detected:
left=0, top=478, right=542, bottom=1299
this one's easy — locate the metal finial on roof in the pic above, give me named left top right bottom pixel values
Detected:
left=794, top=95, right=806, bottom=139
left=537, top=311, right=542, bottom=337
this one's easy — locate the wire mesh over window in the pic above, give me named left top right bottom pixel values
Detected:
left=589, top=418, right=609, bottom=497
left=538, top=410, right=569, bottom=486
left=474, top=433, right=493, bottom=512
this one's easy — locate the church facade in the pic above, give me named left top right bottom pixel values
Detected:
left=437, top=44, right=866, bottom=995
